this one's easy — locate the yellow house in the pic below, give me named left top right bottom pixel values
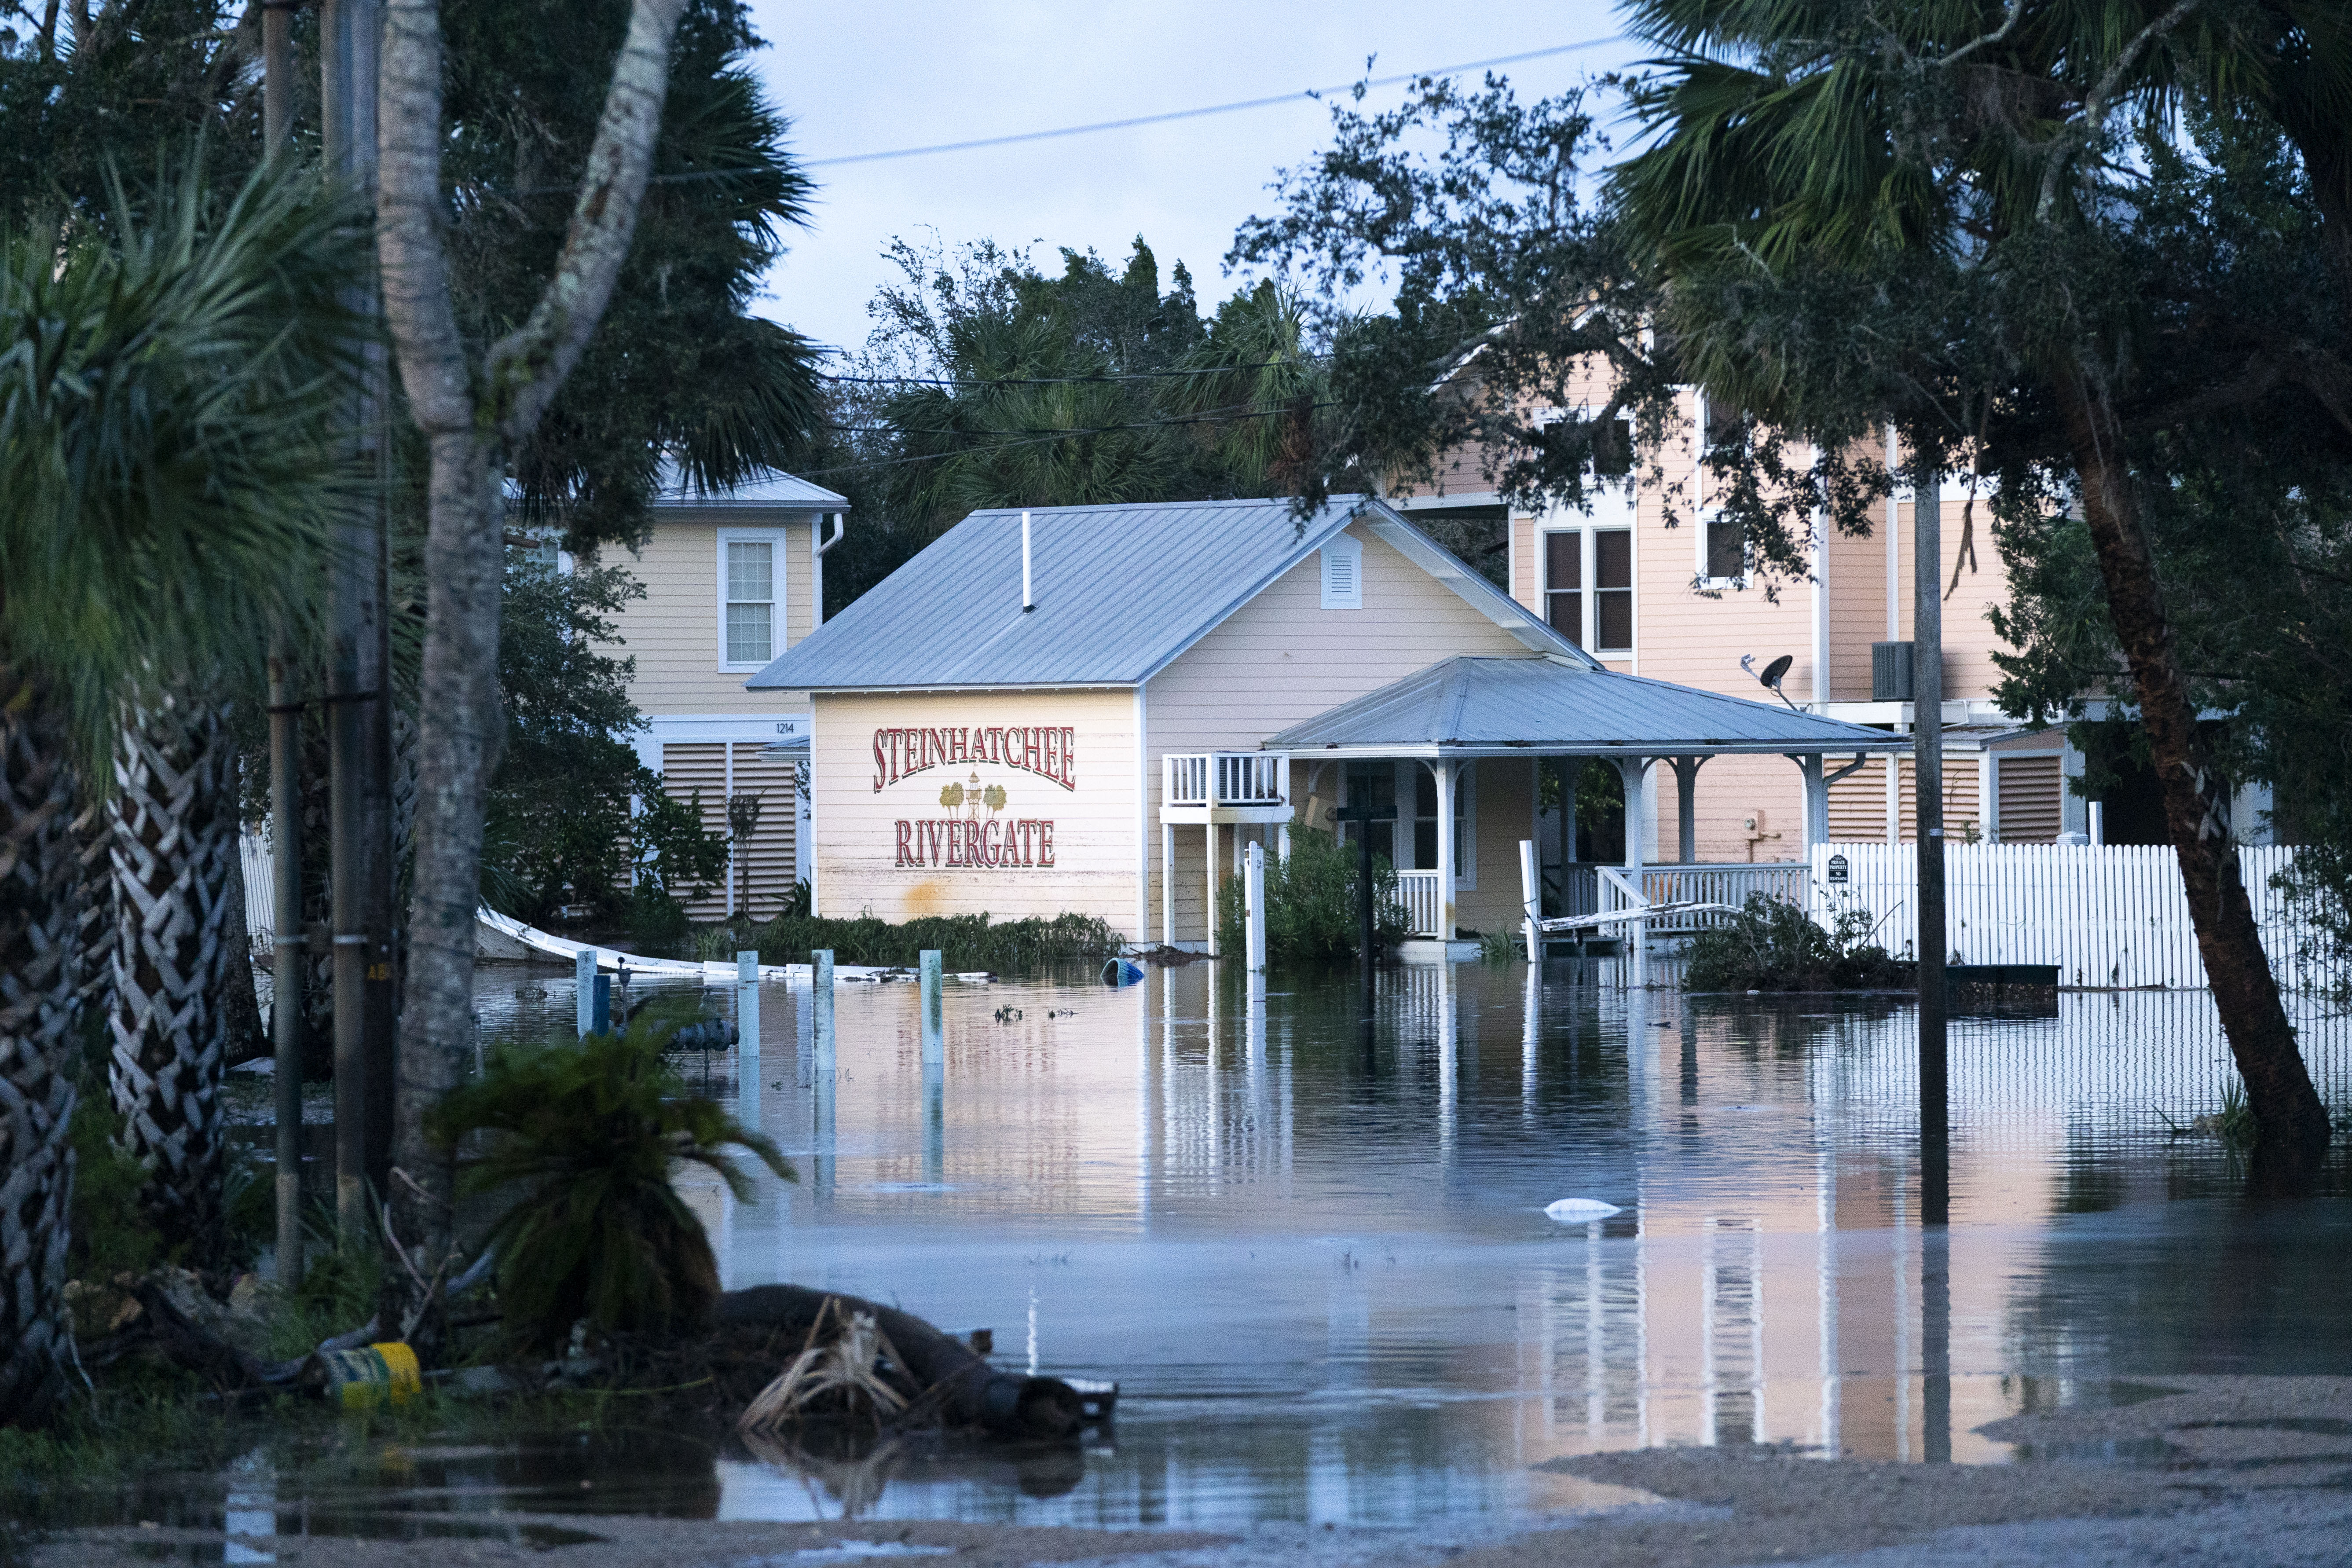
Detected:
left=747, top=496, right=1900, bottom=951
left=597, top=465, right=847, bottom=920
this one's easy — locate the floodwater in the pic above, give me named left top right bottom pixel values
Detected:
left=94, top=961, right=2352, bottom=1539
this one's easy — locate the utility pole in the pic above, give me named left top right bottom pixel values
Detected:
left=262, top=0, right=305, bottom=1289
left=320, top=0, right=398, bottom=1234
left=1912, top=465, right=1949, bottom=1223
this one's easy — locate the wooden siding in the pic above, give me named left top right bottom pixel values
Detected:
left=1144, top=518, right=1535, bottom=944
left=601, top=510, right=816, bottom=714
left=1822, top=755, right=1984, bottom=844
left=810, top=688, right=1141, bottom=933
left=1995, top=753, right=2063, bottom=843
left=658, top=741, right=799, bottom=920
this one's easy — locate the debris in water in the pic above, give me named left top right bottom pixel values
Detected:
left=1545, top=1198, right=1623, bottom=1223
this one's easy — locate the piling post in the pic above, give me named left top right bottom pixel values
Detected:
left=737, top=950, right=761, bottom=1061
left=1518, top=839, right=1540, bottom=964
left=919, top=949, right=944, bottom=1062
left=1244, top=841, right=1268, bottom=975
left=812, top=947, right=835, bottom=1070
left=575, top=948, right=596, bottom=1039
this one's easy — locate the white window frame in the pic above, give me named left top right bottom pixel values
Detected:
left=1319, top=532, right=1364, bottom=609
left=717, top=526, right=787, bottom=671
left=1695, top=506, right=1748, bottom=590
left=1693, top=391, right=1748, bottom=590
left=1540, top=526, right=1585, bottom=647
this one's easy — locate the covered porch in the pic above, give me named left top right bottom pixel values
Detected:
left=1219, top=655, right=1908, bottom=949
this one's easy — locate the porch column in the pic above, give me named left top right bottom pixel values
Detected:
left=1670, top=756, right=1705, bottom=864
left=1204, top=824, right=1219, bottom=956
left=1434, top=758, right=1457, bottom=941
left=1614, top=757, right=1650, bottom=982
left=1790, top=753, right=1828, bottom=850
left=1161, top=821, right=1174, bottom=947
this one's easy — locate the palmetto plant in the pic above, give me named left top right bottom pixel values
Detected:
left=0, top=159, right=360, bottom=1423
left=430, top=1016, right=791, bottom=1351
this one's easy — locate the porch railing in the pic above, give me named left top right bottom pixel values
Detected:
left=1164, top=750, right=1290, bottom=810
left=1393, top=869, right=1441, bottom=936
left=1597, top=861, right=1806, bottom=934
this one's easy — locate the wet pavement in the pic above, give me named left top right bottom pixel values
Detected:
left=59, top=960, right=2352, bottom=1545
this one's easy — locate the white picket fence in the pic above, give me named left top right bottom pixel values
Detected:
left=1807, top=843, right=2337, bottom=991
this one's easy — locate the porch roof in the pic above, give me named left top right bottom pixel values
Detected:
left=1264, top=655, right=1912, bottom=759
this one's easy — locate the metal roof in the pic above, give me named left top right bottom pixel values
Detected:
left=746, top=497, right=1581, bottom=692
left=1264, top=656, right=1912, bottom=758
left=649, top=457, right=848, bottom=510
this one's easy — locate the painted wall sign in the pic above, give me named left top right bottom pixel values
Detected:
left=871, top=725, right=1076, bottom=792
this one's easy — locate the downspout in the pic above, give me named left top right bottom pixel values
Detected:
left=811, top=510, right=845, bottom=630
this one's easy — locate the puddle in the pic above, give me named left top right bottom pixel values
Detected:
left=63, top=962, right=2352, bottom=1535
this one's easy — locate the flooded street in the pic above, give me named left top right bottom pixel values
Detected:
left=441, top=961, right=2350, bottom=1529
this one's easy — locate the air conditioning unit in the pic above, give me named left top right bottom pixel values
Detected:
left=1872, top=641, right=1915, bottom=703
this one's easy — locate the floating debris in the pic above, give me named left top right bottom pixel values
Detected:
left=1545, top=1198, right=1623, bottom=1223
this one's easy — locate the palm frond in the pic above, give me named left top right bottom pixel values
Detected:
left=0, top=152, right=368, bottom=767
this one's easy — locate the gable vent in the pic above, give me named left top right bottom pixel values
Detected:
left=1320, top=535, right=1363, bottom=609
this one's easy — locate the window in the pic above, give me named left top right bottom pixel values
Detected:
left=721, top=535, right=777, bottom=666
left=1543, top=532, right=1582, bottom=645
left=1337, top=760, right=1394, bottom=848
left=1320, top=534, right=1363, bottom=609
left=1593, top=416, right=1634, bottom=477
left=1594, top=528, right=1633, bottom=652
left=1704, top=512, right=1745, bottom=582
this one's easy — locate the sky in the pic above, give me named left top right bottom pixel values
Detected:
left=736, top=1, right=1648, bottom=356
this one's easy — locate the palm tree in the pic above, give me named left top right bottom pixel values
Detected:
left=0, top=161, right=359, bottom=1424
left=1611, top=0, right=2346, bottom=1174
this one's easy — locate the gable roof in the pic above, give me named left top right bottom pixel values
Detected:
left=746, top=497, right=1584, bottom=693
left=1265, top=656, right=1909, bottom=757
left=650, top=457, right=848, bottom=511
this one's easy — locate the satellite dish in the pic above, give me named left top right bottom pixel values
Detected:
left=1759, top=653, right=1793, bottom=691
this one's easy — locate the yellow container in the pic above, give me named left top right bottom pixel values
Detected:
left=317, top=1341, right=423, bottom=1410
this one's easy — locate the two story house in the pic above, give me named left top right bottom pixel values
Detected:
left=596, top=465, right=846, bottom=920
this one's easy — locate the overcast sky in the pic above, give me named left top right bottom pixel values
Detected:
left=736, top=1, right=1646, bottom=355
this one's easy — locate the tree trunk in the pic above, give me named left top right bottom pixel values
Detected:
left=0, top=667, right=82, bottom=1427
left=383, top=431, right=501, bottom=1355
left=2055, top=366, right=2331, bottom=1178
left=374, top=0, right=689, bottom=1359
left=108, top=693, right=238, bottom=1263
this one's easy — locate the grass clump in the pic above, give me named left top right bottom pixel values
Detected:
left=1684, top=895, right=1910, bottom=992
left=739, top=909, right=1121, bottom=972
left=430, top=1015, right=791, bottom=1352
left=1215, top=827, right=1410, bottom=965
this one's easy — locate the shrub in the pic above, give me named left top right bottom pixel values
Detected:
left=749, top=909, right=1121, bottom=973
left=429, top=1015, right=791, bottom=1350
left=1215, top=827, right=1411, bottom=965
left=1683, top=894, right=1910, bottom=992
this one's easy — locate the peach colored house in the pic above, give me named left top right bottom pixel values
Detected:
left=595, top=465, right=847, bottom=920
left=1394, top=384, right=2278, bottom=875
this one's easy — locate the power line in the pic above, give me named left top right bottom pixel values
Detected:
left=802, top=37, right=1625, bottom=168
left=485, top=37, right=1622, bottom=198
left=796, top=399, right=1337, bottom=478
left=824, top=399, right=1333, bottom=440
left=824, top=360, right=1328, bottom=389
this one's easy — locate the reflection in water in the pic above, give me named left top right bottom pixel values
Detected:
left=454, top=966, right=2352, bottom=1526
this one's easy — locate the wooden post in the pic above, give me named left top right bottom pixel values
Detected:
left=1519, top=839, right=1540, bottom=963
left=1914, top=469, right=1949, bottom=1222
left=919, top=949, right=943, bottom=1062
left=1243, top=841, right=1267, bottom=974
left=1161, top=820, right=1174, bottom=949
left=1617, top=757, right=1649, bottom=985
left=736, top=949, right=759, bottom=1061
left=575, top=947, right=596, bottom=1039
left=1203, top=824, right=1219, bottom=957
